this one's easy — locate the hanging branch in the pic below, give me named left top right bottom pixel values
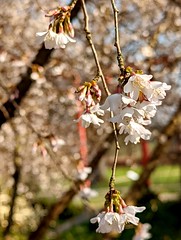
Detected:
left=81, top=0, right=120, bottom=192
left=69, top=0, right=79, bottom=10
left=81, top=0, right=110, bottom=96
left=111, top=0, right=125, bottom=75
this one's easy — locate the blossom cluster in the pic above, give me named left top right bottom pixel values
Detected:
left=90, top=189, right=145, bottom=234
left=76, top=72, right=171, bottom=144
left=36, top=6, right=75, bottom=49
left=101, top=73, right=171, bottom=144
left=75, top=80, right=104, bottom=128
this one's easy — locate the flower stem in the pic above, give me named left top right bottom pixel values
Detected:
left=111, top=0, right=125, bottom=74
left=81, top=0, right=110, bottom=96
left=81, top=0, right=120, bottom=193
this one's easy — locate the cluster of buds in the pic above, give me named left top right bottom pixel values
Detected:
left=75, top=80, right=104, bottom=128
left=76, top=80, right=101, bottom=109
left=90, top=189, right=145, bottom=233
left=36, top=6, right=75, bottom=49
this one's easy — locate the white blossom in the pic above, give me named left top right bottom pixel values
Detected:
left=36, top=29, right=57, bottom=49
left=90, top=205, right=146, bottom=234
left=55, top=33, right=68, bottom=48
left=36, top=29, right=76, bottom=50
left=126, top=170, right=139, bottom=181
left=90, top=212, right=126, bottom=233
left=134, top=101, right=157, bottom=120
left=123, top=206, right=146, bottom=225
left=75, top=104, right=104, bottom=128
left=101, top=94, right=135, bottom=115
left=124, top=74, right=153, bottom=100
left=77, top=113, right=103, bottom=128
left=148, top=81, right=171, bottom=103
left=119, top=120, right=151, bottom=145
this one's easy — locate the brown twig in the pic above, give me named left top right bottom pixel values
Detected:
left=81, top=0, right=120, bottom=192
left=69, top=0, right=79, bottom=10
left=81, top=0, right=110, bottom=96
left=111, top=0, right=125, bottom=74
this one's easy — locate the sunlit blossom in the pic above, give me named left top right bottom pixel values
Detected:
left=101, top=94, right=135, bottom=115
left=148, top=81, right=171, bottom=103
left=90, top=205, right=146, bottom=234
left=90, top=212, right=126, bottom=233
left=36, top=29, right=57, bottom=49
left=119, top=119, right=151, bottom=145
left=123, top=206, right=146, bottom=225
left=124, top=74, right=153, bottom=100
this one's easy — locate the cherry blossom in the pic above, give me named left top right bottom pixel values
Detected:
left=36, top=29, right=76, bottom=49
left=101, top=94, right=135, bottom=115
left=36, top=6, right=76, bottom=49
left=36, top=29, right=58, bottom=50
left=124, top=74, right=153, bottom=100
left=148, top=81, right=171, bottom=103
left=90, top=205, right=146, bottom=234
left=123, top=206, right=146, bottom=225
left=75, top=104, right=104, bottom=128
left=119, top=119, right=151, bottom=145
left=90, top=212, right=126, bottom=233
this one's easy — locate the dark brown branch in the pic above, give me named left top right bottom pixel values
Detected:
left=3, top=161, right=21, bottom=237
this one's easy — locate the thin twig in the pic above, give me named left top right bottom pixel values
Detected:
left=81, top=0, right=110, bottom=96
left=69, top=0, right=79, bottom=10
left=111, top=0, right=125, bottom=74
left=81, top=0, right=120, bottom=191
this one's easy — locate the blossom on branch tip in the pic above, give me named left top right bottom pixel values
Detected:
left=36, top=29, right=58, bottom=49
left=90, top=189, right=146, bottom=234
left=75, top=104, right=104, bottom=128
left=90, top=212, right=126, bottom=233
left=123, top=206, right=146, bottom=225
left=36, top=6, right=76, bottom=49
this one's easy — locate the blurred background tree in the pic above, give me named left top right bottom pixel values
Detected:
left=0, top=0, right=180, bottom=239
